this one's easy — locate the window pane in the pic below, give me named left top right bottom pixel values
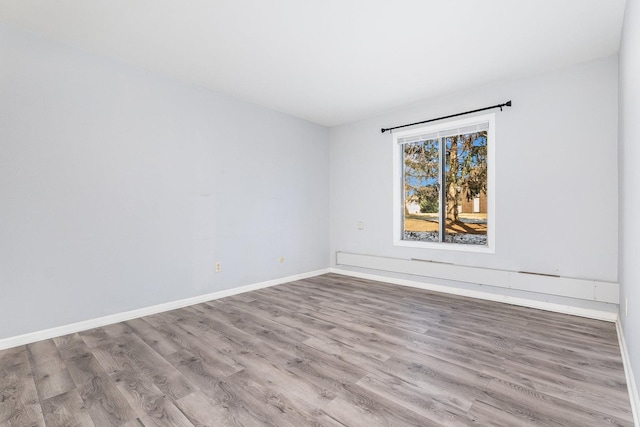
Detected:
left=444, top=132, right=488, bottom=245
left=402, top=139, right=440, bottom=242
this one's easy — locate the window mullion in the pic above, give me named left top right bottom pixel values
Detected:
left=438, top=137, right=446, bottom=242
left=401, top=148, right=406, bottom=239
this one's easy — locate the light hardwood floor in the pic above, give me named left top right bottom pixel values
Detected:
left=0, top=273, right=634, bottom=426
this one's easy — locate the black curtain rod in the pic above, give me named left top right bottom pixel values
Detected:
left=381, top=100, right=512, bottom=134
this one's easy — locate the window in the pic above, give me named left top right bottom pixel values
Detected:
left=393, top=113, right=495, bottom=251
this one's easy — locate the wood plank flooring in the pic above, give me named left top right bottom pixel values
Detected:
left=0, top=273, right=633, bottom=426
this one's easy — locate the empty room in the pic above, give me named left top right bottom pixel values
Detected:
left=1, top=0, right=639, bottom=426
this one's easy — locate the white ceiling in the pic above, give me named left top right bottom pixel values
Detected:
left=0, top=0, right=627, bottom=126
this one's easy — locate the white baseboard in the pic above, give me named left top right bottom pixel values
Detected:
left=617, top=320, right=640, bottom=426
left=0, top=268, right=330, bottom=351
left=330, top=267, right=618, bottom=322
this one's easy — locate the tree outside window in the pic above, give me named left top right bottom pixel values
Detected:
left=395, top=115, right=493, bottom=248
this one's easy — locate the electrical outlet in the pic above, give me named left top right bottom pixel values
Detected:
left=357, top=221, right=364, bottom=230
left=215, top=262, right=222, bottom=272
left=279, top=256, right=285, bottom=263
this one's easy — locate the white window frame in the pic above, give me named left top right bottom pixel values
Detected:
left=392, top=113, right=496, bottom=253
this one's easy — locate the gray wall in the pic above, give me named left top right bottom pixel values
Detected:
left=0, top=24, right=330, bottom=339
left=329, top=56, right=619, bottom=309
left=619, top=0, right=640, bottom=402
